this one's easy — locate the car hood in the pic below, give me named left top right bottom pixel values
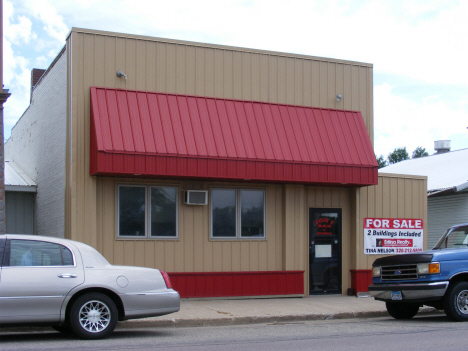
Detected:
left=431, top=248, right=468, bottom=261
left=372, top=248, right=468, bottom=266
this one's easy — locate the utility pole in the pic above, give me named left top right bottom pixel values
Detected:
left=0, top=0, right=12, bottom=234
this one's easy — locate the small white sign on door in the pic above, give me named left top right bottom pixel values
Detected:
left=315, top=244, right=332, bottom=258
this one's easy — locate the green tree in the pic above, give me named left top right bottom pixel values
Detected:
left=388, top=147, right=409, bottom=164
left=376, top=154, right=387, bottom=169
left=412, top=146, right=429, bottom=158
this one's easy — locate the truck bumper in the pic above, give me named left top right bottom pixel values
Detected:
left=368, top=281, right=449, bottom=301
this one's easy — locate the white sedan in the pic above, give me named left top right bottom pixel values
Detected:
left=0, top=234, right=180, bottom=339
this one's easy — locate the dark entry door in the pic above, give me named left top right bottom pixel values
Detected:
left=309, top=208, right=342, bottom=294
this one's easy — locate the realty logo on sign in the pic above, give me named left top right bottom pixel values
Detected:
left=364, top=218, right=424, bottom=255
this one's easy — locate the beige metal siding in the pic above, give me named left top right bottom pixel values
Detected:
left=66, top=28, right=374, bottom=245
left=63, top=28, right=385, bottom=298
left=353, top=173, right=428, bottom=270
left=94, top=178, right=354, bottom=296
left=95, top=178, right=283, bottom=273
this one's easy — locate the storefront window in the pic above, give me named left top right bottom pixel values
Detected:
left=151, top=187, right=177, bottom=237
left=211, top=188, right=265, bottom=239
left=118, top=185, right=178, bottom=239
left=118, top=186, right=145, bottom=237
left=212, top=189, right=236, bottom=237
left=240, top=190, right=265, bottom=237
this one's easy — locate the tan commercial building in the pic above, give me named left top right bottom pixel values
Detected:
left=5, top=28, right=427, bottom=298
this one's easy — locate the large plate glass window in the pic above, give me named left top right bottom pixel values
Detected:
left=211, top=188, right=265, bottom=239
left=212, top=189, right=236, bottom=238
left=151, top=187, right=177, bottom=237
left=118, top=185, right=178, bottom=239
left=240, top=190, right=264, bottom=237
left=119, top=185, right=146, bottom=237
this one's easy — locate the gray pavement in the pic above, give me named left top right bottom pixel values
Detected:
left=0, top=295, right=442, bottom=334
left=117, top=295, right=442, bottom=329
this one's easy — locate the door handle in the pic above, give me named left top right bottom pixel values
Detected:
left=57, top=273, right=78, bottom=278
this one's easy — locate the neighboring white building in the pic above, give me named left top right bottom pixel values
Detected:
left=4, top=48, right=67, bottom=238
left=380, top=145, right=468, bottom=248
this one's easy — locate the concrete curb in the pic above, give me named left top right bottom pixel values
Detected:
left=0, top=307, right=443, bottom=334
left=116, top=307, right=442, bottom=329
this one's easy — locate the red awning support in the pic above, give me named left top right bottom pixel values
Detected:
left=90, top=87, right=378, bottom=186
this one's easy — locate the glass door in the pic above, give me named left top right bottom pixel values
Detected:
left=309, top=208, right=342, bottom=294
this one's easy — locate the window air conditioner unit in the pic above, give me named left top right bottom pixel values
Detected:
left=184, top=190, right=208, bottom=205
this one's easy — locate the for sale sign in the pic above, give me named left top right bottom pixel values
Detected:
left=364, top=218, right=424, bottom=255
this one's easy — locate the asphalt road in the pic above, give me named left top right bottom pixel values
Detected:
left=0, top=313, right=461, bottom=351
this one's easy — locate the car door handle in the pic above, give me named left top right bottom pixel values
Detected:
left=57, top=274, right=78, bottom=278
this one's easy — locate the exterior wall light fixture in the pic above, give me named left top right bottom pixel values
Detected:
left=336, top=94, right=342, bottom=102
left=117, top=71, right=128, bottom=79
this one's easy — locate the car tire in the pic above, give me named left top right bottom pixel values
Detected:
left=443, top=281, right=468, bottom=321
left=385, top=302, right=419, bottom=319
left=69, top=292, right=118, bottom=339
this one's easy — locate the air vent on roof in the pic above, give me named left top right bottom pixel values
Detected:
left=434, top=140, right=451, bottom=154
left=184, top=190, right=208, bottom=205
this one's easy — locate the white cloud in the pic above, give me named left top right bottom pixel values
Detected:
left=4, top=15, right=33, bottom=45
left=3, top=0, right=468, bottom=147
left=374, top=83, right=468, bottom=157
left=20, top=0, right=69, bottom=42
left=46, top=0, right=467, bottom=87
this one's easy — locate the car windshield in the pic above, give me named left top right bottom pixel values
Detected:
left=434, top=225, right=468, bottom=249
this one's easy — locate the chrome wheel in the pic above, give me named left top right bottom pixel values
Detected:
left=79, top=300, right=111, bottom=333
left=70, top=293, right=118, bottom=339
left=456, top=290, right=468, bottom=314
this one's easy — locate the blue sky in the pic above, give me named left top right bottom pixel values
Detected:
left=3, top=0, right=467, bottom=158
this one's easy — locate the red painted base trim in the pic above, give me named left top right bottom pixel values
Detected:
left=168, top=271, right=305, bottom=298
left=350, top=269, right=372, bottom=295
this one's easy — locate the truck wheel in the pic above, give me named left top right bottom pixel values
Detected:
left=443, top=281, right=468, bottom=321
left=69, top=292, right=118, bottom=339
left=385, top=302, right=419, bottom=319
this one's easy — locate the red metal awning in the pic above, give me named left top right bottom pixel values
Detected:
left=90, top=87, right=378, bottom=186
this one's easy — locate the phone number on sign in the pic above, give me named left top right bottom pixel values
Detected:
left=396, top=248, right=423, bottom=253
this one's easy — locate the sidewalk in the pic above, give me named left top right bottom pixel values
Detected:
left=117, top=295, right=441, bottom=329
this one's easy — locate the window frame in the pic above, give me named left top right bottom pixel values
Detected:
left=210, top=187, right=266, bottom=240
left=117, top=184, right=179, bottom=240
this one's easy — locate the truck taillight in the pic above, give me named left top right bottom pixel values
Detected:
left=160, top=271, right=173, bottom=289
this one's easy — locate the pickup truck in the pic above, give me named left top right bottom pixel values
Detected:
left=369, top=223, right=468, bottom=321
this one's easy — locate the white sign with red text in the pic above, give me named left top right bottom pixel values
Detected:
left=364, top=218, right=424, bottom=255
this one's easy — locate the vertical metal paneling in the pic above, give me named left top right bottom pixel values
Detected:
left=136, top=93, right=157, bottom=153
left=355, top=174, right=428, bottom=270
left=5, top=192, right=35, bottom=234
left=427, top=193, right=468, bottom=249
left=169, top=271, right=304, bottom=298
left=95, top=178, right=284, bottom=273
